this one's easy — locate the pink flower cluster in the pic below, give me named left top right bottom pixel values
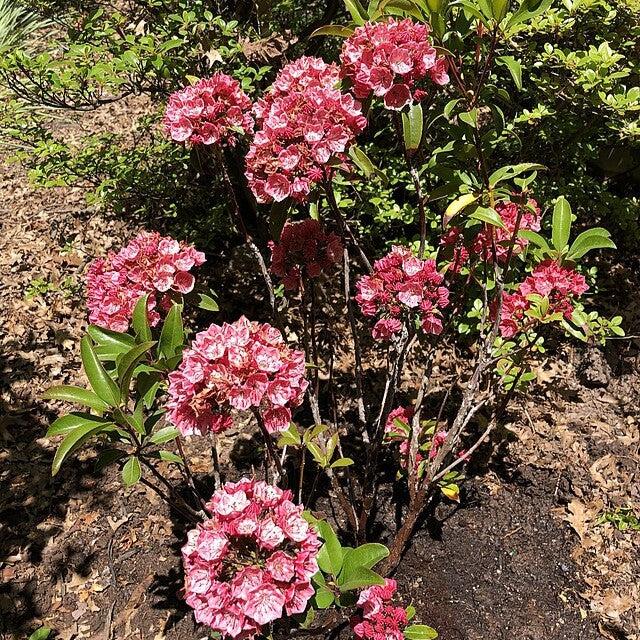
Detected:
left=182, top=478, right=321, bottom=638
left=384, top=406, right=447, bottom=470
left=356, top=246, right=450, bottom=341
left=472, top=199, right=542, bottom=263
left=351, top=579, right=408, bottom=640
left=163, top=73, right=254, bottom=146
left=439, top=226, right=470, bottom=273
left=167, top=316, right=308, bottom=436
left=269, top=219, right=343, bottom=291
left=246, top=57, right=367, bottom=204
left=340, top=18, right=449, bottom=111
left=498, top=260, right=588, bottom=338
left=86, top=232, right=205, bottom=332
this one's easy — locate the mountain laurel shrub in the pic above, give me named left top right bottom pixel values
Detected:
left=9, top=0, right=630, bottom=638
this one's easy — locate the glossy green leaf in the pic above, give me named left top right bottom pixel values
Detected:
left=469, top=206, right=507, bottom=230
left=310, top=24, right=355, bottom=38
left=46, top=412, right=109, bottom=437
left=80, top=336, right=121, bottom=407
left=338, top=566, right=385, bottom=591
left=117, top=340, right=156, bottom=397
left=331, top=457, right=355, bottom=468
left=316, top=520, right=343, bottom=576
left=567, top=228, right=616, bottom=260
left=344, top=0, right=369, bottom=23
left=459, top=109, right=478, bottom=128
left=402, top=103, right=423, bottom=152
left=122, top=456, right=141, bottom=486
left=444, top=192, right=479, bottom=223
left=42, top=385, right=109, bottom=413
left=158, top=304, right=184, bottom=359
left=52, top=421, right=114, bottom=475
left=149, top=426, right=180, bottom=445
left=404, top=624, right=439, bottom=639
left=95, top=448, right=127, bottom=472
left=552, top=196, right=572, bottom=251
left=87, top=325, right=135, bottom=355
left=196, top=293, right=219, bottom=312
left=518, top=229, right=550, bottom=252
left=496, top=56, right=522, bottom=90
left=156, top=450, right=184, bottom=465
left=132, top=294, right=152, bottom=343
left=342, top=543, right=389, bottom=573
left=489, top=163, right=546, bottom=187
left=314, top=586, right=335, bottom=609
left=28, top=628, right=52, bottom=640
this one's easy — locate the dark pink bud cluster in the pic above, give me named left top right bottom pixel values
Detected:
left=472, top=199, right=542, bottom=263
left=182, top=478, right=321, bottom=638
left=351, top=579, right=409, bottom=640
left=356, top=246, right=450, bottom=341
left=245, top=57, right=367, bottom=204
left=167, top=317, right=308, bottom=436
left=163, top=73, right=254, bottom=146
left=269, top=219, right=343, bottom=291
left=384, top=406, right=447, bottom=470
left=86, top=232, right=205, bottom=332
left=498, top=260, right=588, bottom=337
left=340, top=18, right=449, bottom=111
left=439, top=226, right=470, bottom=273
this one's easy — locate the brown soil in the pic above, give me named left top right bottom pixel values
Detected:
left=1, top=109, right=639, bottom=640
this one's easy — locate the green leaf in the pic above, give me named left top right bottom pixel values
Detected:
left=552, top=196, right=572, bottom=252
left=496, top=56, right=522, bottom=90
left=310, top=24, right=355, bottom=38
left=343, top=0, right=369, bottom=24
left=490, top=0, right=510, bottom=21
left=80, top=336, right=121, bottom=407
left=158, top=304, right=184, bottom=359
left=459, top=109, right=478, bottom=128
left=132, top=294, right=152, bottom=342
left=404, top=624, right=439, bottom=639
left=567, top=228, right=616, bottom=260
left=402, top=103, right=423, bottom=152
left=277, top=423, right=301, bottom=447
left=47, top=412, right=109, bottom=437
left=518, top=229, right=550, bottom=252
left=122, top=456, right=141, bottom=486
left=469, top=206, right=507, bottom=230
left=314, top=586, right=335, bottom=609
left=95, top=448, right=127, bottom=472
left=117, top=340, right=156, bottom=397
left=489, top=163, right=546, bottom=188
left=316, top=520, right=343, bottom=576
left=156, top=450, right=184, bottom=464
left=52, top=421, right=114, bottom=476
left=342, top=543, right=389, bottom=573
left=87, top=325, right=135, bottom=355
left=149, top=426, right=180, bottom=445
left=42, top=385, right=109, bottom=413
left=28, top=628, right=52, bottom=640
left=196, top=292, right=219, bottom=312
left=331, top=457, right=355, bottom=468
left=338, top=566, right=385, bottom=591
left=444, top=192, right=479, bottom=223
left=505, top=0, right=552, bottom=30
left=348, top=146, right=382, bottom=179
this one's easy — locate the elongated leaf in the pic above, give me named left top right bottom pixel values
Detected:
left=349, top=146, right=379, bottom=177
left=132, top=294, right=152, bottom=342
left=87, top=325, right=135, bottom=356
left=95, top=448, right=127, bottom=472
left=122, top=456, right=142, bottom=486
left=405, top=624, right=439, bottom=639
left=117, top=340, right=156, bottom=397
left=567, top=228, right=616, bottom=260
left=310, top=24, right=355, bottom=38
left=155, top=450, right=184, bottom=464
left=518, top=229, right=550, bottom=252
left=444, top=192, right=479, bottom=223
left=81, top=335, right=121, bottom=407
left=28, top=628, right=52, bottom=640
left=47, top=412, right=109, bottom=437
left=496, top=56, right=522, bottom=90
left=338, top=567, right=385, bottom=591
left=52, top=421, right=114, bottom=475
left=149, top=426, right=180, bottom=445
left=344, top=0, right=369, bottom=23
left=552, top=196, right=572, bottom=251
left=491, top=0, right=509, bottom=21
left=459, top=108, right=478, bottom=128
left=314, top=586, right=335, bottom=609
left=331, top=457, right=354, bottom=468
left=42, top=385, right=109, bottom=413
left=505, top=0, right=552, bottom=30
left=402, top=103, right=424, bottom=152
left=342, top=543, right=389, bottom=573
left=159, top=304, right=184, bottom=359
left=196, top=292, right=219, bottom=312
left=489, top=163, right=546, bottom=187
left=469, top=206, right=507, bottom=230
left=316, top=520, right=343, bottom=576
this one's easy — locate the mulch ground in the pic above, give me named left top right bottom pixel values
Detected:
left=1, top=111, right=638, bottom=640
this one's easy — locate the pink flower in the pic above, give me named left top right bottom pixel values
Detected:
left=472, top=199, right=542, bottom=263
left=496, top=260, right=588, bottom=337
left=340, top=18, right=449, bottom=110
left=269, top=219, right=343, bottom=291
left=163, top=73, right=254, bottom=147
left=167, top=317, right=307, bottom=436
left=439, top=226, right=470, bottom=273
left=352, top=579, right=409, bottom=640
left=246, top=57, right=367, bottom=204
left=86, top=232, right=205, bottom=331
left=182, top=479, right=321, bottom=638
left=356, top=246, right=450, bottom=341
